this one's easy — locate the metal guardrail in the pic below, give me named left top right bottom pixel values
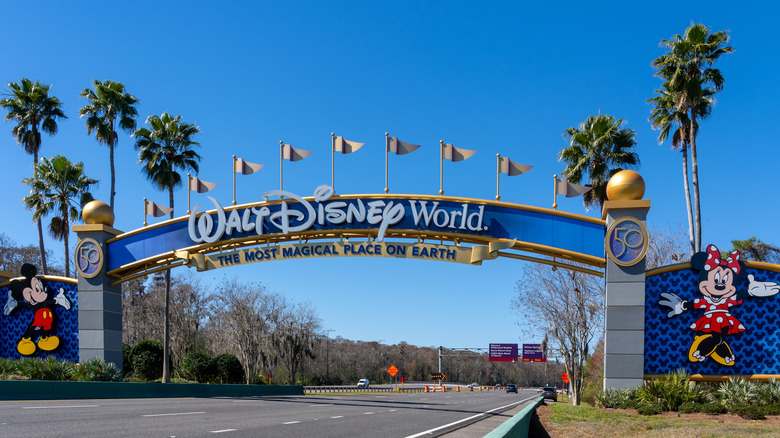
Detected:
left=303, top=385, right=396, bottom=393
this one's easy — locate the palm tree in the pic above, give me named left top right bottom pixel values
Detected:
left=79, top=80, right=138, bottom=210
left=649, top=82, right=713, bottom=256
left=134, top=112, right=201, bottom=383
left=652, top=23, right=733, bottom=252
left=559, top=114, right=639, bottom=210
left=1, top=78, right=67, bottom=275
left=22, top=155, right=97, bottom=278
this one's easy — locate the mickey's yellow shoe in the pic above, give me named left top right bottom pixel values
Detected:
left=688, top=334, right=714, bottom=362
left=17, top=337, right=36, bottom=355
left=37, top=336, right=60, bottom=351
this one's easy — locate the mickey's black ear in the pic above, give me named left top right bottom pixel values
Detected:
left=691, top=251, right=708, bottom=271
left=20, top=263, right=37, bottom=279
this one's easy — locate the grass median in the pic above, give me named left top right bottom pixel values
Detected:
left=536, top=397, right=780, bottom=438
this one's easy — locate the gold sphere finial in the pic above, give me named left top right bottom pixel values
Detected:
left=82, top=200, right=115, bottom=226
left=606, top=170, right=645, bottom=201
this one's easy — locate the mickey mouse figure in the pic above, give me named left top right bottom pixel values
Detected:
left=659, top=244, right=780, bottom=366
left=3, top=263, right=71, bottom=355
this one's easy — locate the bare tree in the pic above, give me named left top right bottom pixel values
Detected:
left=512, top=263, right=604, bottom=405
left=646, top=224, right=689, bottom=269
left=211, top=278, right=282, bottom=384
left=274, top=301, right=322, bottom=384
left=168, top=273, right=212, bottom=366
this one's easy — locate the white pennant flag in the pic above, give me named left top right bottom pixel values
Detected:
left=145, top=200, right=173, bottom=217
left=282, top=144, right=313, bottom=161
left=334, top=136, right=364, bottom=154
left=387, top=137, right=421, bottom=155
left=499, top=157, right=533, bottom=176
left=442, top=143, right=476, bottom=162
left=189, top=176, right=218, bottom=193
left=234, top=158, right=264, bottom=175
left=555, top=178, right=591, bottom=197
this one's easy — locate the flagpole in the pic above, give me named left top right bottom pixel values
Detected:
left=187, top=174, right=192, bottom=214
left=439, top=140, right=444, bottom=196
left=280, top=140, right=284, bottom=191
left=232, top=155, right=237, bottom=206
left=143, top=198, right=148, bottom=227
left=552, top=174, right=558, bottom=210
left=331, top=132, right=336, bottom=192
left=384, top=132, right=389, bottom=194
left=496, top=154, right=501, bottom=201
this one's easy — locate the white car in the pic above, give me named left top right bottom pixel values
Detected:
left=466, top=382, right=480, bottom=388
left=357, top=379, right=370, bottom=389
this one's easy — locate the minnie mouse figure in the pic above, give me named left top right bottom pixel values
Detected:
left=3, top=263, right=71, bottom=355
left=659, top=244, right=780, bottom=366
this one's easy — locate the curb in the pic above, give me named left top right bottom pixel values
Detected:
left=484, top=396, right=544, bottom=438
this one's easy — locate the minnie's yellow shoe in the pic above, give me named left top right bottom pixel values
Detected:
left=17, top=337, right=36, bottom=355
left=688, top=334, right=714, bottom=362
left=710, top=342, right=735, bottom=366
left=37, top=335, right=60, bottom=351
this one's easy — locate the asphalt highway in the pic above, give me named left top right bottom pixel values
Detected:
left=0, top=389, right=538, bottom=437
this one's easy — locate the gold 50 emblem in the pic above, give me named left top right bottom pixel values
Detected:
left=605, top=217, right=649, bottom=267
left=75, top=238, right=103, bottom=278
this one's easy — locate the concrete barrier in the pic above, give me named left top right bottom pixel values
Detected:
left=0, top=381, right=303, bottom=400
left=484, top=397, right=544, bottom=438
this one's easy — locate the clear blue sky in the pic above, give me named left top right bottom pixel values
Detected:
left=2, top=2, right=778, bottom=349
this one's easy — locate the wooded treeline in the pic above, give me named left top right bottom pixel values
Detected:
left=121, top=271, right=563, bottom=386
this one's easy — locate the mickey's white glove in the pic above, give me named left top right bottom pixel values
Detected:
left=747, top=274, right=780, bottom=297
left=54, top=288, right=71, bottom=310
left=3, top=290, right=16, bottom=315
left=659, top=292, right=687, bottom=318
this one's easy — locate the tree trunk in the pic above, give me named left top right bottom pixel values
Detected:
left=32, top=153, right=48, bottom=274
left=109, top=137, right=116, bottom=209
left=63, top=219, right=69, bottom=278
left=681, top=144, right=695, bottom=256
left=690, top=113, right=702, bottom=253
left=162, top=186, right=175, bottom=383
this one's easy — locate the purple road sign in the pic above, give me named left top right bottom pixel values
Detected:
left=522, top=343, right=547, bottom=362
left=489, top=343, right=518, bottom=362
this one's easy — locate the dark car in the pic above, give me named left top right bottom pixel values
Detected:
left=542, top=386, right=557, bottom=402
left=506, top=384, right=518, bottom=393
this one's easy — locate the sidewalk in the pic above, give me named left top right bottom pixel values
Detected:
left=439, top=399, right=533, bottom=437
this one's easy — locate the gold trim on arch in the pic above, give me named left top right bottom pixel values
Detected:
left=646, top=260, right=780, bottom=277
left=0, top=275, right=78, bottom=288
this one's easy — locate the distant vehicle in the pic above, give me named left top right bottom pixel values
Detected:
left=467, top=382, right=479, bottom=388
left=506, top=384, right=518, bottom=393
left=542, top=386, right=557, bottom=402
left=357, top=379, right=370, bottom=389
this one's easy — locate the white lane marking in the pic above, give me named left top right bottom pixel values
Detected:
left=210, top=429, right=237, bottom=434
left=143, top=412, right=206, bottom=417
left=404, top=395, right=537, bottom=438
left=331, top=416, right=343, bottom=419
left=310, top=404, right=333, bottom=407
left=389, top=409, right=397, bottom=412
left=364, top=412, right=375, bottom=415
left=283, top=421, right=301, bottom=425
left=23, top=405, right=99, bottom=409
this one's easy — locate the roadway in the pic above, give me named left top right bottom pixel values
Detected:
left=0, top=388, right=539, bottom=437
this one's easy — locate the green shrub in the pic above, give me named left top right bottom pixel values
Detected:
left=215, top=354, right=244, bottom=384
left=700, top=402, right=727, bottom=415
left=122, top=343, right=133, bottom=377
left=73, top=358, right=121, bottom=382
left=678, top=401, right=701, bottom=414
left=17, top=356, right=74, bottom=380
left=594, top=388, right=634, bottom=408
left=636, top=369, right=694, bottom=411
left=179, top=352, right=216, bottom=383
left=763, top=404, right=780, bottom=416
left=718, top=377, right=759, bottom=410
left=637, top=403, right=663, bottom=415
left=130, top=340, right=164, bottom=381
left=731, top=405, right=766, bottom=420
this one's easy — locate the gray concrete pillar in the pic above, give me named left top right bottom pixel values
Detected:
left=73, top=223, right=123, bottom=374
left=603, top=199, right=650, bottom=390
